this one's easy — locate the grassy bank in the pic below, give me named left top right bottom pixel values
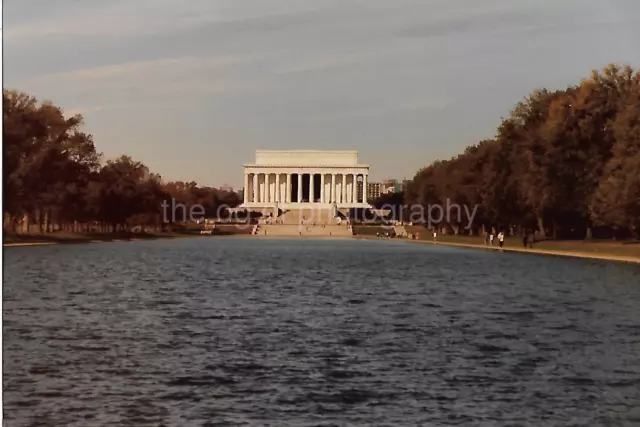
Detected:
left=4, top=225, right=253, bottom=246
left=353, top=225, right=394, bottom=236
left=354, top=225, right=640, bottom=263
left=409, top=227, right=639, bottom=258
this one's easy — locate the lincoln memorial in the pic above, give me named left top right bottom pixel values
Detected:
left=240, top=150, right=372, bottom=211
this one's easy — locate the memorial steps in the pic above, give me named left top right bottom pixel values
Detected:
left=253, top=208, right=353, bottom=237
left=394, top=225, right=408, bottom=237
left=277, top=208, right=338, bottom=225
left=255, top=223, right=353, bottom=238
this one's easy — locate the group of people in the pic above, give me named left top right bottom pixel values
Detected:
left=485, top=231, right=506, bottom=248
left=484, top=230, right=535, bottom=249
left=375, top=231, right=420, bottom=239
left=376, top=231, right=398, bottom=238
left=522, top=232, right=534, bottom=248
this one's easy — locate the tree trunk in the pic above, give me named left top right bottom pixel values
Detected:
left=37, top=208, right=44, bottom=234
left=585, top=227, right=593, bottom=240
left=537, top=215, right=546, bottom=238
left=43, top=209, right=50, bottom=233
left=21, top=212, right=30, bottom=233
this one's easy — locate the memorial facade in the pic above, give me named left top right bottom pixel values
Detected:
left=240, top=150, right=372, bottom=210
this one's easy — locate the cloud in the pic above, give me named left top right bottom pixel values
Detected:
left=262, top=97, right=457, bottom=124
left=24, top=55, right=254, bottom=85
left=15, top=54, right=263, bottom=104
left=4, top=0, right=346, bottom=44
left=396, top=2, right=640, bottom=40
left=63, top=105, right=111, bottom=117
left=331, top=98, right=456, bottom=120
left=61, top=102, right=182, bottom=118
left=272, top=50, right=383, bottom=75
left=397, top=7, right=540, bottom=40
left=5, top=0, right=219, bottom=43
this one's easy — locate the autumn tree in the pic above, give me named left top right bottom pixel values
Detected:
left=3, top=89, right=101, bottom=232
left=591, top=82, right=640, bottom=237
left=406, top=64, right=640, bottom=239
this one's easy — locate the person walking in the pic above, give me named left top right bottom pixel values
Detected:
left=489, top=232, right=494, bottom=246
left=498, top=231, right=505, bottom=248
left=522, top=231, right=528, bottom=248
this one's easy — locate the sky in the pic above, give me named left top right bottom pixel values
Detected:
left=4, top=0, right=640, bottom=188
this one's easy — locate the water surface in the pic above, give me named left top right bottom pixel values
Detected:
left=4, top=237, right=640, bottom=426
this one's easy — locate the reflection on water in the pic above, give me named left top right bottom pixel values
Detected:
left=4, top=237, right=640, bottom=426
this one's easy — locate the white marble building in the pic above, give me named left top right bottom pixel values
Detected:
left=240, top=150, right=373, bottom=210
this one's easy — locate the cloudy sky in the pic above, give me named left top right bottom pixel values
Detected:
left=4, top=0, right=640, bottom=188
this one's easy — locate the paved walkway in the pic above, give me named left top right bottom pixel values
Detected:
left=406, top=239, right=640, bottom=264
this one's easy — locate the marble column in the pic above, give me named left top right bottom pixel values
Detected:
left=271, top=173, right=275, bottom=202
left=253, top=173, right=258, bottom=203
left=297, top=174, right=302, bottom=203
left=286, top=174, right=291, bottom=203
left=266, top=174, right=271, bottom=203
left=341, top=174, right=347, bottom=204
left=363, top=174, right=368, bottom=204
left=310, top=173, right=315, bottom=203
left=320, top=174, right=325, bottom=203
left=344, top=175, right=349, bottom=204
left=266, top=173, right=270, bottom=202
left=345, top=174, right=350, bottom=204
left=352, top=174, right=358, bottom=204
left=331, top=174, right=336, bottom=203
left=350, top=174, right=355, bottom=204
left=244, top=173, right=249, bottom=204
left=264, top=174, right=269, bottom=203
left=275, top=173, right=280, bottom=204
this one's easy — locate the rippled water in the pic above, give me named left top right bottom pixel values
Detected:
left=3, top=237, right=640, bottom=426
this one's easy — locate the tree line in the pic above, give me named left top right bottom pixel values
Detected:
left=403, top=64, right=640, bottom=239
left=5, top=63, right=638, bottom=238
left=3, top=89, right=241, bottom=234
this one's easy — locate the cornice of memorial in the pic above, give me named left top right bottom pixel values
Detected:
left=243, top=164, right=370, bottom=168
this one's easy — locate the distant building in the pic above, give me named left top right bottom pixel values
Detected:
left=240, top=150, right=372, bottom=208
left=219, top=184, right=234, bottom=193
left=362, top=179, right=400, bottom=201
left=366, top=182, right=381, bottom=200
left=380, top=179, right=398, bottom=194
